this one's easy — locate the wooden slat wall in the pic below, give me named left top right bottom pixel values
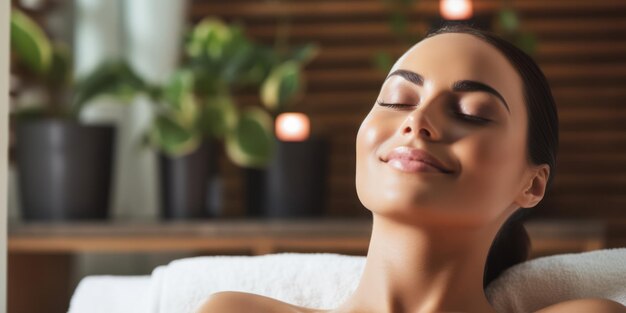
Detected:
left=190, top=0, right=626, bottom=220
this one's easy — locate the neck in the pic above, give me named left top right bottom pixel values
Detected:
left=335, top=215, right=500, bottom=313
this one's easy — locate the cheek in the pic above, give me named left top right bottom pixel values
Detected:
left=356, top=115, right=377, bottom=181
left=355, top=111, right=393, bottom=209
left=452, top=128, right=527, bottom=212
left=468, top=134, right=517, bottom=169
left=356, top=116, right=376, bottom=157
left=356, top=110, right=395, bottom=164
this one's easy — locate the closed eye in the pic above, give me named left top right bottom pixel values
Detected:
left=377, top=100, right=492, bottom=124
left=376, top=100, right=416, bottom=110
left=454, top=112, right=492, bottom=124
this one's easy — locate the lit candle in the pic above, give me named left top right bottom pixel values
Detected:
left=275, top=112, right=310, bottom=142
left=440, top=0, right=473, bottom=20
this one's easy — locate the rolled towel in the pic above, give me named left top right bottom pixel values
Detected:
left=70, top=248, right=625, bottom=313
left=485, top=247, right=626, bottom=313
left=68, top=275, right=152, bottom=313
left=153, top=249, right=625, bottom=313
left=148, top=253, right=365, bottom=313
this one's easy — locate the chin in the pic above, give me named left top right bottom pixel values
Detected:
left=359, top=169, right=437, bottom=200
left=359, top=190, right=495, bottom=228
left=359, top=189, right=438, bottom=216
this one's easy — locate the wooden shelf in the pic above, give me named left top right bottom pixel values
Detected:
left=8, top=218, right=607, bottom=257
left=9, top=218, right=373, bottom=255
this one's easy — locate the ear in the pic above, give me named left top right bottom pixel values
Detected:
left=515, top=164, right=550, bottom=208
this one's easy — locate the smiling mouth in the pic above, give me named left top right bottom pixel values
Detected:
left=379, top=146, right=455, bottom=174
left=381, top=157, right=451, bottom=174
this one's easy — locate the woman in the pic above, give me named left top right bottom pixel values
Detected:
left=197, top=25, right=626, bottom=313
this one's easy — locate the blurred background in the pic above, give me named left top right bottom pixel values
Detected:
left=7, top=0, right=626, bottom=312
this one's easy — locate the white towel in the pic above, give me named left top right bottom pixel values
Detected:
left=148, top=253, right=365, bottom=313
left=69, top=248, right=626, bottom=313
left=68, top=275, right=152, bottom=313
left=484, top=247, right=626, bottom=313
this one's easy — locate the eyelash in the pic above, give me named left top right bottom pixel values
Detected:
left=454, top=112, right=491, bottom=124
left=376, top=100, right=492, bottom=124
left=376, top=100, right=415, bottom=110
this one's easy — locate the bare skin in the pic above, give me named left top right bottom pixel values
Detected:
left=196, top=33, right=626, bottom=313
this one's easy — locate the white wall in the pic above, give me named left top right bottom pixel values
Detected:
left=0, top=1, right=9, bottom=312
left=73, top=0, right=191, bottom=286
left=74, top=0, right=185, bottom=221
left=74, top=0, right=123, bottom=77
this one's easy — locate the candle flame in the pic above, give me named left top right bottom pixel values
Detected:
left=275, top=113, right=310, bottom=141
left=440, top=0, right=473, bottom=20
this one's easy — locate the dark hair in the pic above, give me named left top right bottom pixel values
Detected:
left=424, top=24, right=559, bottom=289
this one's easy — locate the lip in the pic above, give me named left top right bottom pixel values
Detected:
left=381, top=146, right=454, bottom=174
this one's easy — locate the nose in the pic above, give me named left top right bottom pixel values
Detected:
left=400, top=107, right=441, bottom=141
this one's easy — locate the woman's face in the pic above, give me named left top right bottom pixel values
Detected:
left=356, top=33, right=536, bottom=227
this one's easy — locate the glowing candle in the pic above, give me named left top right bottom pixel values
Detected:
left=440, top=0, right=473, bottom=20
left=275, top=113, right=310, bottom=142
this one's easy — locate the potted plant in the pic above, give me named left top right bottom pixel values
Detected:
left=244, top=56, right=316, bottom=217
left=99, top=17, right=316, bottom=219
left=10, top=9, right=149, bottom=220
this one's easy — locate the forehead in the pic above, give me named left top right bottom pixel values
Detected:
left=390, top=33, right=524, bottom=113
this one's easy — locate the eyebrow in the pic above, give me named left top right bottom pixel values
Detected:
left=452, top=80, right=510, bottom=113
left=387, top=69, right=424, bottom=85
left=386, top=69, right=511, bottom=113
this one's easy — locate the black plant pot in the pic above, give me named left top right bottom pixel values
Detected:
left=158, top=140, right=221, bottom=219
left=244, top=167, right=267, bottom=217
left=16, top=119, right=116, bottom=220
left=245, top=137, right=329, bottom=218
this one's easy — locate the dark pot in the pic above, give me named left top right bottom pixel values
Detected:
left=244, top=167, right=267, bottom=217
left=158, top=139, right=221, bottom=219
left=16, top=119, right=115, bottom=220
left=246, top=137, right=329, bottom=218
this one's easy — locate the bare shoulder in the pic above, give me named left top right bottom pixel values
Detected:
left=193, top=291, right=327, bottom=313
left=535, top=298, right=626, bottom=313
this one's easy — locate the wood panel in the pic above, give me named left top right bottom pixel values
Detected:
left=8, top=219, right=607, bottom=256
left=8, top=253, right=72, bottom=313
left=189, top=0, right=626, bottom=221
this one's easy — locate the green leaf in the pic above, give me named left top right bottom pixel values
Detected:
left=72, top=61, right=146, bottom=114
left=164, top=69, right=195, bottom=107
left=289, top=44, right=319, bottom=64
left=149, top=113, right=201, bottom=157
left=260, top=61, right=301, bottom=112
left=389, top=11, right=409, bottom=38
left=516, top=32, right=537, bottom=55
left=186, top=18, right=232, bottom=59
left=163, top=69, right=200, bottom=125
left=200, top=94, right=238, bottom=139
left=47, top=43, right=72, bottom=87
left=191, top=67, right=220, bottom=96
left=220, top=33, right=255, bottom=83
left=499, top=9, right=519, bottom=32
left=238, top=46, right=279, bottom=86
left=175, top=92, right=200, bottom=127
left=372, top=51, right=394, bottom=74
left=10, top=9, right=53, bottom=74
left=225, top=107, right=274, bottom=168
